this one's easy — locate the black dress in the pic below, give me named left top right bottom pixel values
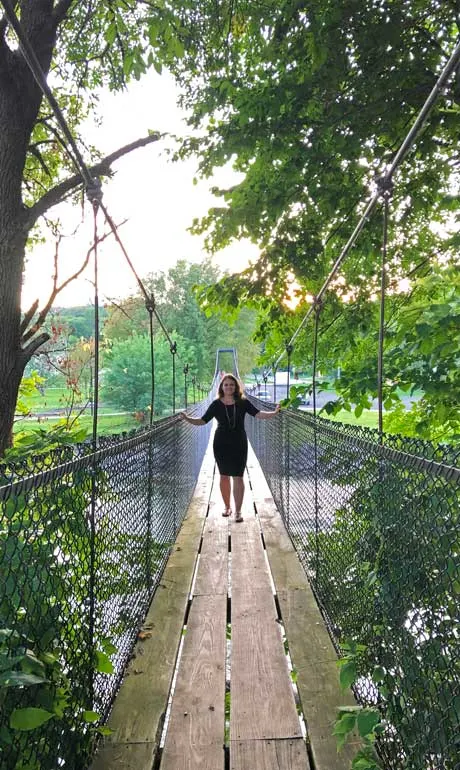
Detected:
left=201, top=398, right=259, bottom=477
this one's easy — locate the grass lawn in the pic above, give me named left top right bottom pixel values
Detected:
left=14, top=412, right=140, bottom=436
left=319, top=408, right=380, bottom=430
left=25, top=387, right=72, bottom=410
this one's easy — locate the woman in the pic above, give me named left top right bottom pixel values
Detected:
left=180, top=373, right=280, bottom=521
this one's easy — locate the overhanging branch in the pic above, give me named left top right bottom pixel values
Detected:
left=26, top=132, right=163, bottom=227
left=21, top=332, right=51, bottom=364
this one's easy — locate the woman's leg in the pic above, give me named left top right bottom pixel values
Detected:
left=233, top=476, right=245, bottom=521
left=220, top=475, right=232, bottom=515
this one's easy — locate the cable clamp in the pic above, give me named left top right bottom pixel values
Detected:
left=313, top=296, right=323, bottom=315
left=86, top=177, right=103, bottom=206
left=145, top=295, right=156, bottom=314
left=375, top=174, right=394, bottom=198
left=170, top=341, right=177, bottom=355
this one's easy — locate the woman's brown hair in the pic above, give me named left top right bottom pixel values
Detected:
left=217, top=373, right=244, bottom=400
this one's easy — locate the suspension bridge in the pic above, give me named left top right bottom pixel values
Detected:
left=0, top=4, right=459, bottom=769
left=1, top=348, right=459, bottom=770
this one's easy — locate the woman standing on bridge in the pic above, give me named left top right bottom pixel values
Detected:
left=180, top=373, right=280, bottom=522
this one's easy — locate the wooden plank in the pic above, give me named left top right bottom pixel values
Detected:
left=231, top=738, right=309, bottom=770
left=231, top=517, right=269, bottom=589
left=161, top=585, right=227, bottom=769
left=194, top=515, right=228, bottom=597
left=91, top=742, right=155, bottom=770
left=246, top=450, right=360, bottom=770
left=160, top=747, right=226, bottom=770
left=231, top=518, right=302, bottom=742
left=91, top=445, right=215, bottom=770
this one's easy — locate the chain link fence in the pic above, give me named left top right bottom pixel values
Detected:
left=246, top=399, right=460, bottom=770
left=0, top=403, right=211, bottom=770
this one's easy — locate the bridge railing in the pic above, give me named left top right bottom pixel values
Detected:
left=0, top=404, right=211, bottom=770
left=246, top=398, right=460, bottom=770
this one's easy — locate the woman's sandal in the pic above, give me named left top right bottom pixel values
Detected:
left=222, top=508, right=232, bottom=517
left=235, top=512, right=244, bottom=523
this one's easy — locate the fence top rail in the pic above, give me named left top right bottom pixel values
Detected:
left=0, top=417, right=176, bottom=502
left=246, top=396, right=459, bottom=484
left=288, top=409, right=460, bottom=483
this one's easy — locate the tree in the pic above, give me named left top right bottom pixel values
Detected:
left=0, top=0, right=189, bottom=453
left=163, top=1, right=460, bottom=437
left=102, top=332, right=190, bottom=416
left=103, top=258, right=260, bottom=382
left=169, top=0, right=458, bottom=290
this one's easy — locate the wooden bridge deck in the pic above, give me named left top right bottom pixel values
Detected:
left=92, top=442, right=358, bottom=770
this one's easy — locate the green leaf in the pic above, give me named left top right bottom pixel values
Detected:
left=97, top=725, right=114, bottom=736
left=357, top=708, right=380, bottom=738
left=83, top=710, right=100, bottom=723
left=95, top=651, right=114, bottom=674
left=0, top=671, right=47, bottom=687
left=339, top=660, right=357, bottom=690
left=10, top=708, right=55, bottom=731
left=372, top=666, right=385, bottom=684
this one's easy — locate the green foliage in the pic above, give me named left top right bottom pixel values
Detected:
left=0, top=426, right=170, bottom=767
left=334, top=643, right=383, bottom=768
left=102, top=259, right=260, bottom=384
left=0, top=439, right=96, bottom=766
left=161, top=1, right=459, bottom=441
left=54, top=307, right=107, bottom=342
left=324, top=264, right=460, bottom=441
left=102, top=331, right=191, bottom=414
left=15, top=373, right=45, bottom=418
left=313, top=440, right=460, bottom=768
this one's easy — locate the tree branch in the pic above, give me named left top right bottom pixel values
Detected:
left=20, top=299, right=40, bottom=335
left=52, top=0, right=77, bottom=28
left=21, top=224, right=123, bottom=345
left=21, top=333, right=51, bottom=364
left=25, top=132, right=163, bottom=227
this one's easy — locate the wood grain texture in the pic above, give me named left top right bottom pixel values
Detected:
left=230, top=738, right=309, bottom=770
left=231, top=519, right=302, bottom=742
left=194, top=516, right=228, bottom=597
left=231, top=517, right=270, bottom=591
left=91, top=742, right=155, bottom=770
left=161, top=568, right=227, bottom=768
left=91, top=447, right=215, bottom=770
left=247, top=446, right=359, bottom=770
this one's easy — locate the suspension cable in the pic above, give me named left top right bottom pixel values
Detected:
left=0, top=0, right=94, bottom=184
left=271, top=36, right=460, bottom=373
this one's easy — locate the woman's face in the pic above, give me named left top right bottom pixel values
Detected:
left=222, top=378, right=236, bottom=397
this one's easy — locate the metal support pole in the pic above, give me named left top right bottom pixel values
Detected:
left=285, top=343, right=293, bottom=401
left=192, top=376, right=196, bottom=404
left=272, top=362, right=278, bottom=403
left=376, top=178, right=393, bottom=443
left=183, top=364, right=189, bottom=409
left=170, top=342, right=177, bottom=414
left=312, top=300, right=322, bottom=584
left=145, top=295, right=156, bottom=427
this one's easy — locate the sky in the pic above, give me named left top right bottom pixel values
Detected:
left=21, top=70, right=259, bottom=310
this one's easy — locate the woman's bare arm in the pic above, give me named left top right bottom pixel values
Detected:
left=180, top=412, right=206, bottom=426
left=255, top=405, right=281, bottom=420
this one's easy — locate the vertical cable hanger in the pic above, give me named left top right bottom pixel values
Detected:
left=376, top=177, right=393, bottom=442
left=311, top=297, right=323, bottom=581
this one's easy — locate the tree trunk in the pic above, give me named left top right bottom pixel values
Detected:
left=0, top=228, right=28, bottom=453
left=0, top=4, right=57, bottom=454
left=0, top=90, right=30, bottom=453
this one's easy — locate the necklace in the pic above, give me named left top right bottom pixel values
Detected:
left=224, top=402, right=236, bottom=430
